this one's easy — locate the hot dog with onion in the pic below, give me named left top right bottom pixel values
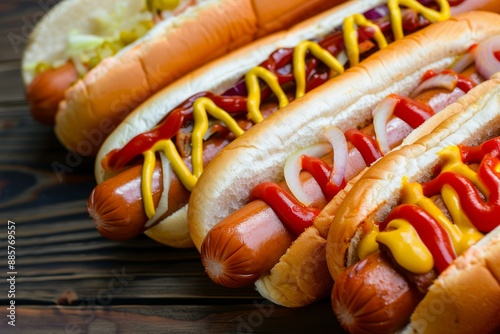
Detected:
left=326, top=70, right=500, bottom=333
left=89, top=0, right=473, bottom=249
left=187, top=11, right=500, bottom=307
left=22, top=0, right=344, bottom=144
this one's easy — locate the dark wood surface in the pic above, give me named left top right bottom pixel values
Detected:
left=0, top=1, right=345, bottom=333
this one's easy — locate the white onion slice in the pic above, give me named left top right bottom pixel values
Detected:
left=327, top=50, right=348, bottom=79
left=323, top=126, right=348, bottom=187
left=410, top=73, right=457, bottom=98
left=451, top=51, right=475, bottom=74
left=475, top=35, right=500, bottom=80
left=145, top=152, right=172, bottom=228
left=373, top=96, right=397, bottom=155
left=336, top=50, right=349, bottom=68
left=284, top=143, right=332, bottom=206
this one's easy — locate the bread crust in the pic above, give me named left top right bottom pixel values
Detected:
left=254, top=227, right=333, bottom=307
left=403, top=229, right=500, bottom=334
left=51, top=0, right=347, bottom=155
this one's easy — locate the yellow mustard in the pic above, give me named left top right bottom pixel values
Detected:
left=365, top=144, right=487, bottom=274
left=376, top=218, right=434, bottom=274
left=245, top=66, right=289, bottom=123
left=148, top=0, right=181, bottom=12
left=141, top=98, right=245, bottom=218
left=343, top=13, right=387, bottom=66
left=388, top=0, right=450, bottom=40
left=293, top=41, right=345, bottom=98
left=357, top=223, right=380, bottom=260
left=435, top=146, right=485, bottom=253
left=441, top=185, right=483, bottom=254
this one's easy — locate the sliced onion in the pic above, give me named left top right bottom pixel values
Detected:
left=222, top=78, right=247, bottom=96
left=373, top=96, right=397, bottom=155
left=70, top=56, right=88, bottom=77
left=323, top=126, right=348, bottom=187
left=475, top=35, right=500, bottom=80
left=284, top=143, right=332, bottom=206
left=335, top=50, right=348, bottom=70
left=203, top=120, right=223, bottom=140
left=363, top=4, right=389, bottom=20
left=451, top=50, right=475, bottom=74
left=145, top=151, right=172, bottom=228
left=410, top=73, right=457, bottom=98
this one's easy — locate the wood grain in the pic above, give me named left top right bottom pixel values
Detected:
left=0, top=304, right=341, bottom=333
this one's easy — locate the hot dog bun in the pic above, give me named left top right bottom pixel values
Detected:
left=404, top=225, right=500, bottom=334
left=325, top=71, right=500, bottom=333
left=92, top=0, right=393, bottom=249
left=188, top=11, right=500, bottom=307
left=39, top=0, right=344, bottom=155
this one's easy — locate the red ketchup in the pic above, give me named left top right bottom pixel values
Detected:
left=250, top=93, right=437, bottom=236
left=378, top=138, right=500, bottom=275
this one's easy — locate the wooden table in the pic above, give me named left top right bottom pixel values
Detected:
left=0, top=1, right=345, bottom=332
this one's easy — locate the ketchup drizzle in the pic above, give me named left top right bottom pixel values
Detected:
left=251, top=91, right=449, bottom=236
left=301, top=155, right=345, bottom=202
left=379, top=137, right=500, bottom=275
left=104, top=8, right=436, bottom=172
left=250, top=182, right=320, bottom=236
left=422, top=155, right=500, bottom=233
left=390, top=94, right=435, bottom=128
left=344, top=129, right=381, bottom=165
left=379, top=204, right=456, bottom=273
left=459, top=137, right=500, bottom=163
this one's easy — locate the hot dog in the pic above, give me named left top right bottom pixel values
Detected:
left=89, top=0, right=469, bottom=249
left=23, top=0, right=346, bottom=152
left=199, top=66, right=479, bottom=284
left=326, top=69, right=500, bottom=333
left=24, top=0, right=197, bottom=124
left=187, top=11, right=500, bottom=307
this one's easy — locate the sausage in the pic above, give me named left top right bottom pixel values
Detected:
left=199, top=65, right=480, bottom=288
left=201, top=167, right=328, bottom=287
left=88, top=160, right=189, bottom=240
left=88, top=136, right=231, bottom=240
left=26, top=62, right=78, bottom=125
left=331, top=252, right=423, bottom=334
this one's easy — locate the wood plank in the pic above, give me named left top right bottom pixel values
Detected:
left=0, top=1, right=60, bottom=62
left=0, top=60, right=25, bottom=103
left=0, top=304, right=346, bottom=333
